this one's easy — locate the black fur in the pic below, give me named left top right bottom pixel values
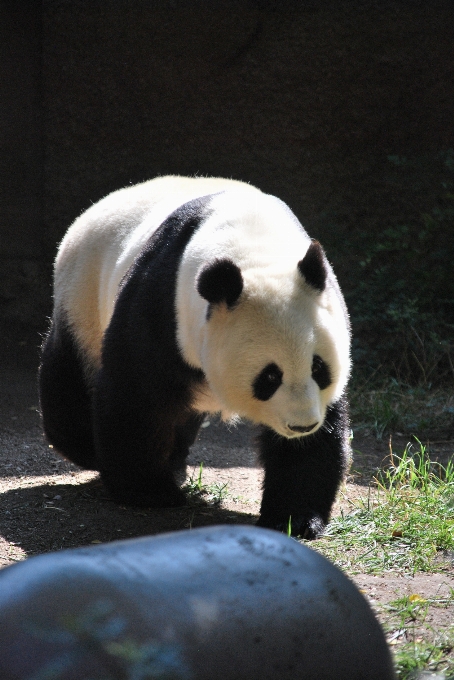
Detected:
left=39, top=316, right=97, bottom=469
left=311, top=354, right=332, bottom=390
left=252, top=362, right=283, bottom=401
left=197, top=258, right=243, bottom=307
left=40, top=196, right=212, bottom=506
left=40, top=189, right=350, bottom=537
left=92, top=196, right=211, bottom=507
left=257, top=396, right=350, bottom=539
left=170, top=412, right=207, bottom=474
left=297, top=240, right=327, bottom=292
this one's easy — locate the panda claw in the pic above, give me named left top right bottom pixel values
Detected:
left=257, top=513, right=326, bottom=540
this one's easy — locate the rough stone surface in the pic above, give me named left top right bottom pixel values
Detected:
left=0, top=525, right=395, bottom=680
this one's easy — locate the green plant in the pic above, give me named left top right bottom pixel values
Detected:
left=184, top=462, right=204, bottom=497
left=350, top=383, right=401, bottom=439
left=350, top=380, right=454, bottom=438
left=313, top=438, right=454, bottom=574
left=380, top=593, right=454, bottom=679
left=205, top=482, right=229, bottom=505
left=184, top=464, right=229, bottom=506
left=384, top=594, right=429, bottom=629
left=378, top=437, right=454, bottom=491
left=392, top=629, right=454, bottom=679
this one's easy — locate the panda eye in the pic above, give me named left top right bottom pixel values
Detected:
left=252, top=363, right=283, bottom=401
left=312, top=354, right=332, bottom=390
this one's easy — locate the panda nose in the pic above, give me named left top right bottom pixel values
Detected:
left=288, top=423, right=318, bottom=434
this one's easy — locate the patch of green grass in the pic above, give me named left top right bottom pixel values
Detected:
left=185, top=462, right=205, bottom=496
left=313, top=439, right=454, bottom=574
left=205, top=481, right=229, bottom=505
left=393, top=630, right=454, bottom=680
left=384, top=594, right=430, bottom=629
left=312, top=439, right=454, bottom=677
left=184, top=463, right=229, bottom=506
left=380, top=593, right=454, bottom=679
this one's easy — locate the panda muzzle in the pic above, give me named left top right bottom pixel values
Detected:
left=288, top=423, right=318, bottom=434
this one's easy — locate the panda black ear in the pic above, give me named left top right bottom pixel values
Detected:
left=197, top=259, right=243, bottom=307
left=297, top=240, right=327, bottom=292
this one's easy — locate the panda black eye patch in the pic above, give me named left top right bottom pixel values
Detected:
left=253, top=363, right=283, bottom=401
left=312, top=354, right=332, bottom=390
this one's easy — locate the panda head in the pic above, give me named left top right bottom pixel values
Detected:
left=196, top=241, right=350, bottom=438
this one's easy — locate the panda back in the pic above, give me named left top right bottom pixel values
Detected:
left=54, top=176, right=260, bottom=370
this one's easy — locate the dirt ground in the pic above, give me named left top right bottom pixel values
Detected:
left=1, top=323, right=453, bottom=649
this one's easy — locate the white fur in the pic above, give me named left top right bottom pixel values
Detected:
left=176, top=190, right=350, bottom=436
left=54, top=176, right=350, bottom=438
left=54, top=176, right=256, bottom=372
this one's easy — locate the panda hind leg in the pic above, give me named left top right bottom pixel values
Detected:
left=39, top=319, right=97, bottom=470
left=170, top=412, right=205, bottom=472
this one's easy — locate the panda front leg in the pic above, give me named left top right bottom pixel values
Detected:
left=170, top=412, right=206, bottom=474
left=92, top=367, right=191, bottom=509
left=257, top=398, right=350, bottom=539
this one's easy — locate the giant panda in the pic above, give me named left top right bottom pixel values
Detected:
left=39, top=176, right=351, bottom=539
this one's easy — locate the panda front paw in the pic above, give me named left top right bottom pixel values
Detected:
left=101, top=474, right=188, bottom=509
left=257, top=512, right=326, bottom=540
